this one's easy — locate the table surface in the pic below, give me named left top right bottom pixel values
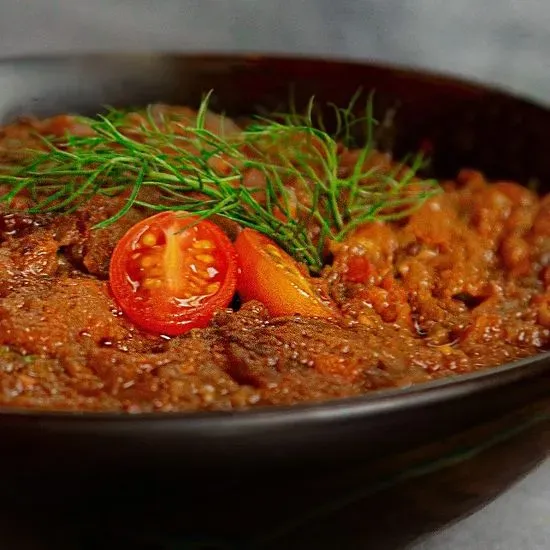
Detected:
left=1, top=1, right=550, bottom=548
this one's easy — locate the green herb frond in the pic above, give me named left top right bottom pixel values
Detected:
left=0, top=90, right=440, bottom=272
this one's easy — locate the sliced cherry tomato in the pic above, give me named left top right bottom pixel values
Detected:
left=109, top=212, right=237, bottom=335
left=235, top=228, right=337, bottom=318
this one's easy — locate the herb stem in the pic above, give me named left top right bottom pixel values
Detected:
left=0, top=92, right=440, bottom=273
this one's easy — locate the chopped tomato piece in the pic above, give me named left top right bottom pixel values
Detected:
left=109, top=212, right=237, bottom=335
left=235, top=228, right=337, bottom=318
left=344, top=255, right=375, bottom=283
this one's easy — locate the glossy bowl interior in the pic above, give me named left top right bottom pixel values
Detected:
left=1, top=54, right=550, bottom=549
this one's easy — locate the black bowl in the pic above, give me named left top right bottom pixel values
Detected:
left=1, top=54, right=550, bottom=550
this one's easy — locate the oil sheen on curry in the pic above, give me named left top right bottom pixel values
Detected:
left=0, top=97, right=549, bottom=412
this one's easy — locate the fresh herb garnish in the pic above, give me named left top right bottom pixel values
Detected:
left=0, top=91, right=440, bottom=273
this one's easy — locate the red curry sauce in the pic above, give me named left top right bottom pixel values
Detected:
left=0, top=109, right=549, bottom=412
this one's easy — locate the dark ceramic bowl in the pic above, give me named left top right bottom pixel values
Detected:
left=1, top=55, right=550, bottom=550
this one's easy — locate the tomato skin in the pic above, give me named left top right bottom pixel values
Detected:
left=235, top=229, right=337, bottom=318
left=109, top=212, right=237, bottom=336
left=344, top=255, right=375, bottom=283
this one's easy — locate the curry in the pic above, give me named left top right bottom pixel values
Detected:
left=0, top=97, right=548, bottom=412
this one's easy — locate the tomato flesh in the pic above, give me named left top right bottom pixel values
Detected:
left=235, top=228, right=337, bottom=318
left=109, top=212, right=237, bottom=335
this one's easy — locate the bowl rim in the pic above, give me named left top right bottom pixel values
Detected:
left=0, top=51, right=546, bottom=108
left=0, top=52, right=549, bottom=424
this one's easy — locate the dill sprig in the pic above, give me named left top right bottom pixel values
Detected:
left=0, top=91, right=440, bottom=273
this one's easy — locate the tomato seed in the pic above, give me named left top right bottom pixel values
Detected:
left=193, top=239, right=214, bottom=249
left=207, top=282, right=220, bottom=294
left=141, top=232, right=157, bottom=247
left=189, top=274, right=208, bottom=286
left=194, top=268, right=212, bottom=279
left=142, top=278, right=162, bottom=290
left=195, top=254, right=215, bottom=264
left=187, top=282, right=201, bottom=294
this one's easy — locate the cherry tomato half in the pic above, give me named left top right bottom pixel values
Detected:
left=235, top=228, right=337, bottom=318
left=109, top=212, right=237, bottom=335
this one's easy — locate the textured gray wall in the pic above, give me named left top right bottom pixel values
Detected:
left=1, top=2, right=550, bottom=549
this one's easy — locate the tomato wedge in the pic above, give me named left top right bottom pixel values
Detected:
left=235, top=228, right=337, bottom=318
left=109, top=212, right=237, bottom=335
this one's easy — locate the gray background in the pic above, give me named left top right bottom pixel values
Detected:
left=1, top=1, right=550, bottom=548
